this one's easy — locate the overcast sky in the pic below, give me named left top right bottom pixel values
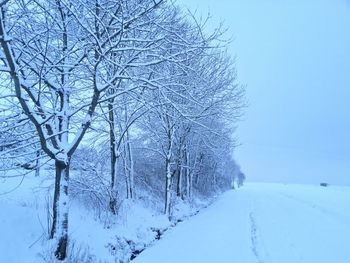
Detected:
left=178, top=0, right=350, bottom=185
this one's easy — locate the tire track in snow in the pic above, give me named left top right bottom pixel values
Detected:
left=275, top=192, right=350, bottom=224
left=249, top=212, right=264, bottom=263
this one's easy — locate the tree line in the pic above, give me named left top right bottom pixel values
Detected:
left=0, top=0, right=245, bottom=260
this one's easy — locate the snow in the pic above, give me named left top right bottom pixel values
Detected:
left=1, top=176, right=350, bottom=263
left=0, top=175, right=50, bottom=263
left=0, top=171, right=200, bottom=263
left=133, top=183, right=350, bottom=263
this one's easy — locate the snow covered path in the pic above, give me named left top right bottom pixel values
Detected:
left=133, top=183, right=350, bottom=263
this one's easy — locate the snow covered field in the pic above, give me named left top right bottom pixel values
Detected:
left=1, top=179, right=350, bottom=263
left=134, top=183, right=350, bottom=263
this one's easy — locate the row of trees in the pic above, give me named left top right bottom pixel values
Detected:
left=0, top=0, right=245, bottom=260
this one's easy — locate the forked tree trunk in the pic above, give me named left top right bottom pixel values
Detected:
left=50, top=160, right=70, bottom=260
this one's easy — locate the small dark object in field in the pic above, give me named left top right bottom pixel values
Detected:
left=320, top=183, right=329, bottom=187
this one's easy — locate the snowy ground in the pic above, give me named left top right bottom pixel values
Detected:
left=133, top=183, right=350, bottom=263
left=0, top=172, right=198, bottom=263
left=1, top=177, right=350, bottom=263
left=0, top=171, right=209, bottom=263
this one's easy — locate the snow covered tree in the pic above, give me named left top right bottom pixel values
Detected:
left=0, top=0, right=164, bottom=259
left=0, top=0, right=245, bottom=259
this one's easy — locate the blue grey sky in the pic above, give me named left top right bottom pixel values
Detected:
left=178, top=0, right=350, bottom=184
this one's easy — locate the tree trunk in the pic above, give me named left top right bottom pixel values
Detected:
left=123, top=151, right=130, bottom=199
left=189, top=173, right=193, bottom=200
left=50, top=160, right=70, bottom=260
left=108, top=100, right=117, bottom=214
left=164, top=157, right=172, bottom=215
left=185, top=171, right=190, bottom=199
left=35, top=150, right=41, bottom=177
left=184, top=150, right=192, bottom=199
left=176, top=157, right=184, bottom=198
left=176, top=167, right=182, bottom=197
left=123, top=99, right=134, bottom=200
left=126, top=137, right=134, bottom=199
left=176, top=145, right=183, bottom=197
left=109, top=145, right=117, bottom=214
